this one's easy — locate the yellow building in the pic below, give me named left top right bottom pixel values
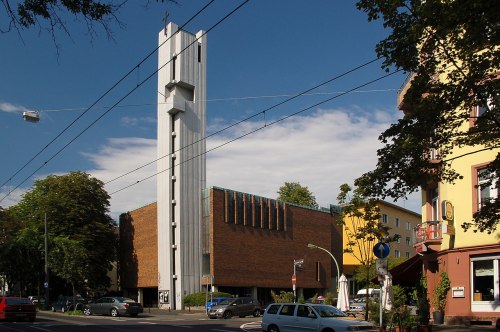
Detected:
left=398, top=75, right=500, bottom=325
left=343, top=201, right=421, bottom=284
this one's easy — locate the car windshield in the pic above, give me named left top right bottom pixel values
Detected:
left=6, top=298, right=32, bottom=305
left=218, top=299, right=234, bottom=305
left=313, top=305, right=348, bottom=318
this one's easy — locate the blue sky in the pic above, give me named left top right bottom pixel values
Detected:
left=0, top=0, right=420, bottom=220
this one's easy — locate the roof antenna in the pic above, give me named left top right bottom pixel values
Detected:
left=163, top=10, right=169, bottom=36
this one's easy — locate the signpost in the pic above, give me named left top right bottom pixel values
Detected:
left=374, top=242, right=390, bottom=329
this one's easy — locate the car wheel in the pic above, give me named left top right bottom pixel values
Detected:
left=111, top=308, right=119, bottom=317
left=268, top=324, right=280, bottom=332
left=223, top=310, right=232, bottom=319
left=253, top=309, right=261, bottom=317
left=83, top=307, right=92, bottom=316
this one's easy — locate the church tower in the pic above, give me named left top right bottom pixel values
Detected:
left=157, top=22, right=206, bottom=310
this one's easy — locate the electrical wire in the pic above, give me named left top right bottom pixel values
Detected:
left=0, top=0, right=250, bottom=203
left=0, top=0, right=217, bottom=190
left=104, top=57, right=383, bottom=185
left=110, top=69, right=402, bottom=195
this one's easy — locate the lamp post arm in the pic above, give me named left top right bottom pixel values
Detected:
left=311, top=244, right=340, bottom=290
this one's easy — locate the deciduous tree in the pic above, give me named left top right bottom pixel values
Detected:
left=277, top=182, right=318, bottom=208
left=10, top=171, right=117, bottom=293
left=354, top=0, right=500, bottom=233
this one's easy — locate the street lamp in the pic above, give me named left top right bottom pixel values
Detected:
left=307, top=243, right=340, bottom=292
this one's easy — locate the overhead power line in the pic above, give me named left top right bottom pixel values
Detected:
left=110, top=69, right=402, bottom=196
left=0, top=0, right=217, bottom=191
left=0, top=0, right=250, bottom=203
left=105, top=57, right=383, bottom=185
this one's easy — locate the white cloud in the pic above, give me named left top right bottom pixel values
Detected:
left=2, top=107, right=419, bottom=219
left=120, top=116, right=156, bottom=127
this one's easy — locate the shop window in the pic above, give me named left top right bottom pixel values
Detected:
left=472, top=258, right=497, bottom=303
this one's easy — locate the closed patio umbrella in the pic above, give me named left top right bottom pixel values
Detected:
left=337, top=274, right=350, bottom=312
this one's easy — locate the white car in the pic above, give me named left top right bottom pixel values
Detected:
left=261, top=302, right=376, bottom=332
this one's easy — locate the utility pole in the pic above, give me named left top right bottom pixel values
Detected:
left=44, top=213, right=50, bottom=309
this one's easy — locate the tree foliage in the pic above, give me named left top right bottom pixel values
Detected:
left=354, top=0, right=500, bottom=233
left=1, top=0, right=122, bottom=41
left=277, top=182, right=318, bottom=208
left=8, top=171, right=117, bottom=294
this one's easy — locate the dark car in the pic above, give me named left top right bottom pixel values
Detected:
left=83, top=296, right=143, bottom=317
left=207, top=297, right=261, bottom=319
left=51, top=296, right=87, bottom=312
left=0, top=296, right=37, bottom=322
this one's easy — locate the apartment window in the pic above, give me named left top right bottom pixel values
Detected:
left=430, top=187, right=439, bottom=221
left=405, top=252, right=410, bottom=258
left=394, top=250, right=400, bottom=258
left=382, top=214, right=388, bottom=224
left=395, top=218, right=400, bottom=228
left=406, top=222, right=411, bottom=230
left=471, top=256, right=499, bottom=307
left=396, top=234, right=401, bottom=243
left=473, top=166, right=498, bottom=212
left=406, top=237, right=411, bottom=246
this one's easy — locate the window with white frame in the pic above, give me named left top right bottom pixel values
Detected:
left=382, top=214, right=388, bottom=224
left=405, top=252, right=410, bottom=258
left=394, top=250, right=400, bottom=258
left=430, top=187, right=439, bottom=221
left=406, top=221, right=411, bottom=230
left=471, top=256, right=499, bottom=308
left=406, top=237, right=411, bottom=246
left=395, top=218, right=400, bottom=228
left=478, top=168, right=498, bottom=209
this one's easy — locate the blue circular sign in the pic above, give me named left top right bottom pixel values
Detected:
left=373, top=242, right=390, bottom=259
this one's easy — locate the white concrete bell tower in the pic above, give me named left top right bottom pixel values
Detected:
left=157, top=22, right=206, bottom=310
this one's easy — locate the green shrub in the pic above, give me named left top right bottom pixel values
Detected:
left=271, top=290, right=294, bottom=303
left=183, top=291, right=232, bottom=307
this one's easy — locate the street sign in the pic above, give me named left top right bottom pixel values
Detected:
left=373, top=242, right=390, bottom=259
left=376, top=258, right=388, bottom=276
left=44, top=282, right=48, bottom=288
left=292, top=274, right=296, bottom=285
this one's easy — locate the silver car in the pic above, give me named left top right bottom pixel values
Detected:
left=83, top=297, right=143, bottom=317
left=261, top=303, right=376, bottom=332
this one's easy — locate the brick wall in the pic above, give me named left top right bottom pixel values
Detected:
left=210, top=188, right=342, bottom=290
left=119, top=202, right=158, bottom=288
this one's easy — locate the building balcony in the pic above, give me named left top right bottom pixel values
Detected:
left=414, top=221, right=442, bottom=253
left=397, top=72, right=415, bottom=111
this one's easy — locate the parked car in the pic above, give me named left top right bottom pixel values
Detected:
left=51, top=296, right=87, bottom=312
left=261, top=302, right=376, bottom=332
left=83, top=296, right=143, bottom=317
left=207, top=297, right=261, bottom=319
left=205, top=296, right=228, bottom=310
left=0, top=296, right=37, bottom=322
left=28, top=296, right=39, bottom=304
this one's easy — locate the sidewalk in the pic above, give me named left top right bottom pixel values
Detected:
left=432, top=324, right=496, bottom=332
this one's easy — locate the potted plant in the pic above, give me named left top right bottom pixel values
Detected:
left=431, top=271, right=450, bottom=325
left=415, top=275, right=431, bottom=332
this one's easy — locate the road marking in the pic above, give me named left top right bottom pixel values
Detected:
left=138, top=322, right=157, bottom=325
left=29, top=326, right=53, bottom=332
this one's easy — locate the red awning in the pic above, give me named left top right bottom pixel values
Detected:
left=372, top=255, right=422, bottom=286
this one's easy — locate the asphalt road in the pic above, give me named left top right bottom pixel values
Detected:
left=0, top=310, right=263, bottom=332
left=0, top=310, right=497, bottom=332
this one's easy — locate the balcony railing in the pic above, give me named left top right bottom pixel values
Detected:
left=414, top=221, right=442, bottom=244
